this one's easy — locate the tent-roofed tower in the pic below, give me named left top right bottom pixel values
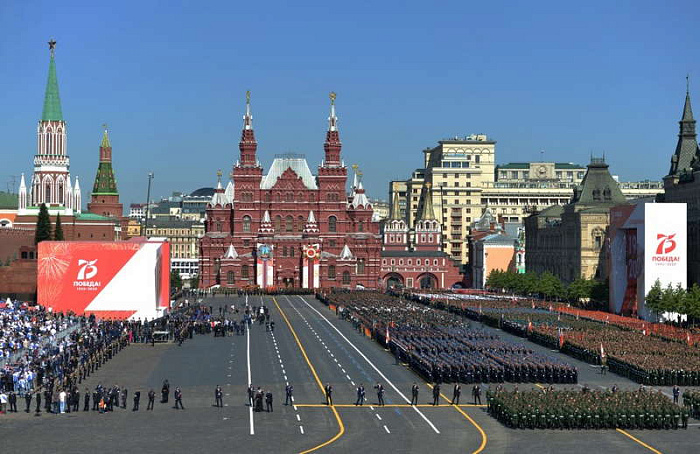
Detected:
left=668, top=80, right=700, bottom=176
left=27, top=39, right=73, bottom=212
left=88, top=126, right=123, bottom=218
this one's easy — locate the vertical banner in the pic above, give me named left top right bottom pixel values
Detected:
left=644, top=203, right=687, bottom=316
left=256, top=243, right=274, bottom=289
left=302, top=244, right=320, bottom=289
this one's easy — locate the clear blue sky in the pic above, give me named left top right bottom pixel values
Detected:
left=1, top=0, right=698, bottom=208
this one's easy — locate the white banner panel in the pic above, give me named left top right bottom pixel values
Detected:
left=644, top=203, right=687, bottom=295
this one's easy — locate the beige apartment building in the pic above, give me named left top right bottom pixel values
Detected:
left=145, top=218, right=205, bottom=260
left=391, top=136, right=663, bottom=265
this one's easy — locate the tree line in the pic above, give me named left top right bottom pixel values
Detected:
left=485, top=269, right=608, bottom=307
left=645, top=279, right=700, bottom=322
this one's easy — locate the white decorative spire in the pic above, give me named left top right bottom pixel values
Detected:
left=304, top=210, right=319, bottom=234
left=339, top=244, right=354, bottom=260
left=351, top=181, right=371, bottom=209
left=243, top=90, right=253, bottom=130
left=225, top=180, right=234, bottom=203
left=65, top=176, right=73, bottom=210
left=222, top=244, right=238, bottom=259
left=328, top=91, right=338, bottom=132
left=18, top=174, right=27, bottom=210
left=259, top=210, right=274, bottom=234
left=73, top=176, right=81, bottom=213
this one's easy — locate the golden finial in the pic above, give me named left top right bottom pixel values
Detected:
left=329, top=92, right=337, bottom=105
left=102, top=123, right=108, bottom=132
left=357, top=171, right=363, bottom=177
left=216, top=169, right=222, bottom=184
left=246, top=90, right=251, bottom=103
left=352, top=164, right=358, bottom=170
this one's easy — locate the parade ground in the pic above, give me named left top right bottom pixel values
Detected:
left=3, top=294, right=699, bottom=454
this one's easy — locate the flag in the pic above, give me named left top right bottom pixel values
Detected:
left=600, top=342, right=606, bottom=359
left=557, top=313, right=561, bottom=322
left=479, top=303, right=483, bottom=315
left=531, top=301, right=535, bottom=310
left=527, top=319, right=533, bottom=333
left=549, top=304, right=553, bottom=312
left=576, top=311, right=579, bottom=320
left=688, top=332, right=692, bottom=346
left=558, top=328, right=565, bottom=349
left=386, top=326, right=390, bottom=345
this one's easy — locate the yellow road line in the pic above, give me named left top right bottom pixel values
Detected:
left=273, top=297, right=345, bottom=454
left=294, top=403, right=486, bottom=408
left=427, top=384, right=488, bottom=454
left=616, top=429, right=663, bottom=454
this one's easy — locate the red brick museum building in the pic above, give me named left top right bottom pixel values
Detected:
left=198, top=93, right=382, bottom=289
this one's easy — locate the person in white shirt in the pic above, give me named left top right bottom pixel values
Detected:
left=59, top=390, right=67, bottom=413
left=0, top=391, right=8, bottom=413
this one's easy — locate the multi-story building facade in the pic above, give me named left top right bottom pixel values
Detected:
left=198, top=93, right=382, bottom=289
left=392, top=138, right=663, bottom=266
left=524, top=158, right=627, bottom=283
left=145, top=218, right=204, bottom=260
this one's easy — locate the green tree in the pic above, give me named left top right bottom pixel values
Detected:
left=567, top=278, right=594, bottom=302
left=486, top=269, right=501, bottom=289
left=590, top=279, right=609, bottom=304
left=645, top=279, right=663, bottom=316
left=35, top=203, right=52, bottom=245
left=170, top=270, right=183, bottom=289
left=684, top=284, right=700, bottom=326
left=189, top=274, right=200, bottom=289
left=53, top=213, right=64, bottom=240
left=539, top=272, right=564, bottom=300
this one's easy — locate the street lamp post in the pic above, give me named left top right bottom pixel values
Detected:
left=143, top=172, right=154, bottom=237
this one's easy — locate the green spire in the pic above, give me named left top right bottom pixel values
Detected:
left=41, top=41, right=63, bottom=122
left=92, top=163, right=118, bottom=195
left=92, top=128, right=118, bottom=195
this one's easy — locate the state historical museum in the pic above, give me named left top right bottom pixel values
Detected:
left=199, top=93, right=381, bottom=289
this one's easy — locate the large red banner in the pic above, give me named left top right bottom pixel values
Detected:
left=38, top=238, right=170, bottom=320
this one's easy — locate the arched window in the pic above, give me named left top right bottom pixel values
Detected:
left=358, top=221, right=364, bottom=232
left=298, top=216, right=304, bottom=232
left=274, top=216, right=282, bottom=232
left=265, top=193, right=272, bottom=202
left=227, top=271, right=235, bottom=285
left=275, top=193, right=281, bottom=202
left=283, top=246, right=288, bottom=257
left=328, top=265, right=336, bottom=279
left=45, top=184, right=51, bottom=203
left=285, top=216, right=293, bottom=232
left=290, top=247, right=295, bottom=257
left=357, top=259, right=365, bottom=274
left=241, top=265, right=250, bottom=279
left=342, top=271, right=351, bottom=285
left=216, top=221, right=222, bottom=231
left=242, top=215, right=251, bottom=232
left=328, top=216, right=337, bottom=232
left=416, top=259, right=421, bottom=266
left=58, top=184, right=64, bottom=204
left=286, top=192, right=294, bottom=202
